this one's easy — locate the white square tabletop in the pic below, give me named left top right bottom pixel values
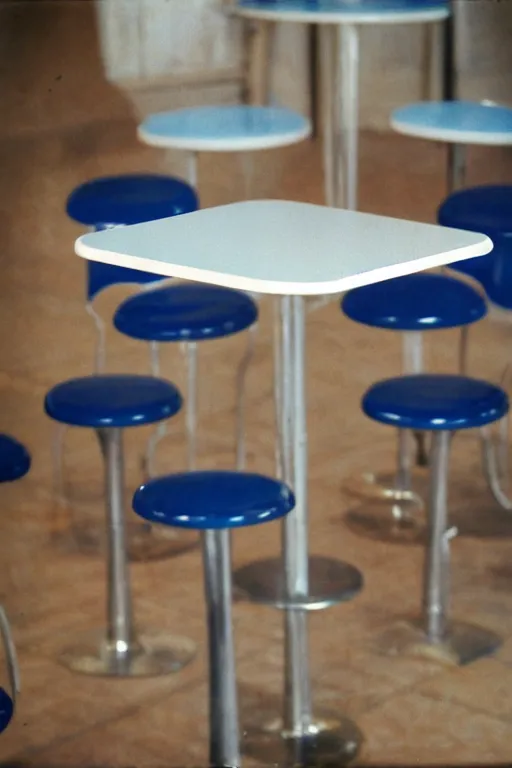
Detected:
left=75, top=200, right=492, bottom=297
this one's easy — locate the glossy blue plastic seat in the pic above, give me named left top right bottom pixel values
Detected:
left=114, top=284, right=258, bottom=342
left=0, top=435, right=30, bottom=483
left=438, top=185, right=512, bottom=242
left=66, top=174, right=198, bottom=302
left=488, top=242, right=512, bottom=310
left=67, top=174, right=198, bottom=230
left=133, top=469, right=295, bottom=766
left=45, top=375, right=182, bottom=429
left=363, top=374, right=508, bottom=432
left=0, top=687, right=13, bottom=733
left=133, top=471, right=295, bottom=530
left=341, top=273, right=486, bottom=331
left=439, top=185, right=510, bottom=286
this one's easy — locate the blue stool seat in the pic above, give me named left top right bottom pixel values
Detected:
left=114, top=284, right=258, bottom=342
left=391, top=101, right=512, bottom=145
left=66, top=174, right=198, bottom=229
left=133, top=470, right=295, bottom=530
left=487, top=241, right=512, bottom=310
left=438, top=185, right=512, bottom=241
left=0, top=688, right=13, bottom=733
left=341, top=273, right=486, bottom=331
left=0, top=435, right=31, bottom=483
left=438, top=185, right=511, bottom=284
left=363, top=374, right=508, bottom=431
left=45, top=375, right=182, bottom=429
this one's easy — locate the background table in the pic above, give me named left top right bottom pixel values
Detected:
left=236, top=0, right=451, bottom=210
left=76, top=200, right=491, bottom=765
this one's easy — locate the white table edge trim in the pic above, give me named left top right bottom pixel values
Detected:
left=391, top=119, right=512, bottom=146
left=234, top=6, right=449, bottom=24
left=75, top=235, right=493, bottom=297
left=137, top=125, right=312, bottom=152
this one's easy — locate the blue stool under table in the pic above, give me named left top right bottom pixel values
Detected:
left=66, top=173, right=199, bottom=372
left=62, top=174, right=200, bottom=563
left=114, top=282, right=259, bottom=476
left=341, top=273, right=487, bottom=544
left=438, top=185, right=512, bottom=531
left=133, top=470, right=299, bottom=768
left=0, top=437, right=27, bottom=730
left=45, top=374, right=196, bottom=676
left=364, top=373, right=507, bottom=665
left=439, top=184, right=512, bottom=306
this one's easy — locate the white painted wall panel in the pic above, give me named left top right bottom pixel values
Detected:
left=96, top=0, right=512, bottom=128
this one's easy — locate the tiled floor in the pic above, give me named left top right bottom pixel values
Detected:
left=2, top=128, right=512, bottom=766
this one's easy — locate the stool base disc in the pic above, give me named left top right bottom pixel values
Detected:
left=344, top=499, right=426, bottom=545
left=58, top=629, right=196, bottom=678
left=244, top=711, right=363, bottom=766
left=66, top=520, right=198, bottom=563
left=343, top=467, right=428, bottom=503
left=233, top=556, right=363, bottom=610
left=374, top=618, right=502, bottom=666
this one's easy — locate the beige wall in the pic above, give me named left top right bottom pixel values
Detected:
left=96, top=0, right=512, bottom=127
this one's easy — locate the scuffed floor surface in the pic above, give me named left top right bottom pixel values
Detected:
left=2, top=128, right=512, bottom=766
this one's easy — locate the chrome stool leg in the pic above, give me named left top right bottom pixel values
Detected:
left=375, top=430, right=502, bottom=666
left=58, top=428, right=196, bottom=677
left=203, top=528, right=240, bottom=768
left=235, top=324, right=257, bottom=471
left=448, top=143, right=467, bottom=193
left=346, top=427, right=426, bottom=544
left=344, top=332, right=428, bottom=544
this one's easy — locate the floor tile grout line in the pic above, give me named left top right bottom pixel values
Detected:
left=9, top=637, right=270, bottom=762
left=11, top=671, right=208, bottom=763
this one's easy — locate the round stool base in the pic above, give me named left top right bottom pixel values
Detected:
left=66, top=521, right=198, bottom=563
left=343, top=467, right=428, bottom=503
left=374, top=618, right=502, bottom=666
left=344, top=500, right=426, bottom=545
left=244, top=711, right=363, bottom=766
left=58, top=629, right=196, bottom=678
left=233, top=556, right=363, bottom=610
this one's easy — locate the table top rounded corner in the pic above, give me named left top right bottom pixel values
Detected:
left=75, top=200, right=492, bottom=298
left=234, top=0, right=450, bottom=25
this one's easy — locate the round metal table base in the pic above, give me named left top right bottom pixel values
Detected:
left=243, top=712, right=363, bottom=767
left=233, top=556, right=363, bottom=610
left=64, top=521, right=198, bottom=563
left=374, top=619, right=502, bottom=666
left=58, top=629, right=196, bottom=678
left=344, top=500, right=426, bottom=545
left=343, top=467, right=428, bottom=503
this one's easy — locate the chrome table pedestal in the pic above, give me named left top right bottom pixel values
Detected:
left=237, top=296, right=363, bottom=764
